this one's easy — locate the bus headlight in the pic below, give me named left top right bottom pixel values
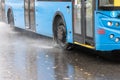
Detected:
left=110, top=34, right=114, bottom=39
left=107, top=22, right=113, bottom=26
left=115, top=38, right=120, bottom=42
left=115, top=22, right=119, bottom=27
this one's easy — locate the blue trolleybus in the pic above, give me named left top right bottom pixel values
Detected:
left=1, top=0, right=120, bottom=52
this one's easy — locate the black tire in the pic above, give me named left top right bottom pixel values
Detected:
left=8, top=10, right=14, bottom=28
left=53, top=17, right=73, bottom=50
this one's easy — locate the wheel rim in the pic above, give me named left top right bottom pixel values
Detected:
left=57, top=25, right=66, bottom=47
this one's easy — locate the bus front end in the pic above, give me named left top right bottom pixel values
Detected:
left=95, top=0, right=120, bottom=51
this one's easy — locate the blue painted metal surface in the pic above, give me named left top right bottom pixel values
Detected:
left=5, top=0, right=73, bottom=43
left=5, top=0, right=25, bottom=29
left=95, top=11, right=120, bottom=51
left=6, top=0, right=120, bottom=51
left=35, top=2, right=73, bottom=43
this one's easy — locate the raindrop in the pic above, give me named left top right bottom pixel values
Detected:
left=84, top=72, right=88, bottom=75
left=47, top=67, right=50, bottom=70
left=101, top=74, right=105, bottom=77
left=69, top=75, right=73, bottom=78
left=75, top=59, right=78, bottom=61
left=63, top=77, right=70, bottom=80
left=45, top=55, right=49, bottom=58
left=80, top=68, right=83, bottom=71
left=52, top=66, right=57, bottom=69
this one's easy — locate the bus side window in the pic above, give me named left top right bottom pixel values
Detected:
left=99, top=0, right=114, bottom=6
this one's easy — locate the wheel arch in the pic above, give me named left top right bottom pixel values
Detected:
left=52, top=11, right=66, bottom=27
left=52, top=11, right=73, bottom=50
left=7, top=8, right=14, bottom=23
left=52, top=11, right=67, bottom=38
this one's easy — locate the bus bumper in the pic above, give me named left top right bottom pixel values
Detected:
left=96, top=44, right=120, bottom=51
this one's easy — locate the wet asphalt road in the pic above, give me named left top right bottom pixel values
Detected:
left=0, top=22, right=120, bottom=80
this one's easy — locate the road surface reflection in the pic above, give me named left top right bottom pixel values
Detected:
left=0, top=22, right=120, bottom=80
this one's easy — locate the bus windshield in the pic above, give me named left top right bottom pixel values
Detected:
left=99, top=0, right=120, bottom=10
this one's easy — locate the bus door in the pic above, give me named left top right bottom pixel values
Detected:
left=73, top=0, right=94, bottom=46
left=24, top=0, right=36, bottom=31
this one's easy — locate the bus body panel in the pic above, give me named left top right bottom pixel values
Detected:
left=35, top=2, right=73, bottom=43
left=95, top=11, right=120, bottom=51
left=4, top=0, right=120, bottom=52
left=5, top=0, right=25, bottom=29
left=5, top=1, right=73, bottom=43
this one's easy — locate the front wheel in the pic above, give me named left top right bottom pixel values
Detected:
left=53, top=18, right=73, bottom=50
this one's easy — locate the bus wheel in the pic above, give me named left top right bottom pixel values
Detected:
left=8, top=10, right=14, bottom=28
left=54, top=18, right=73, bottom=50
